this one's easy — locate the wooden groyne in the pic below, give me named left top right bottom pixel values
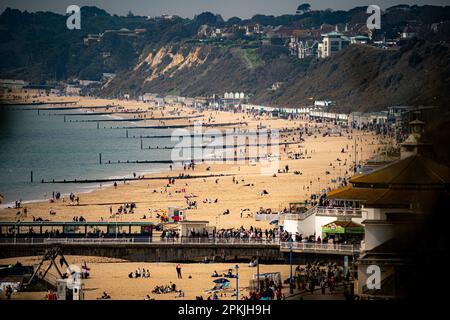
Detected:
left=40, top=173, right=233, bottom=184
left=10, top=105, right=111, bottom=111
left=57, top=111, right=148, bottom=116
left=101, top=156, right=267, bottom=165
left=129, top=128, right=302, bottom=139
left=66, top=115, right=203, bottom=122
left=144, top=141, right=302, bottom=150
left=0, top=101, right=78, bottom=106
left=119, top=122, right=248, bottom=130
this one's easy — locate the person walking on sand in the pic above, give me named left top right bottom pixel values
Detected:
left=176, top=264, right=182, bottom=279
left=5, top=285, right=13, bottom=300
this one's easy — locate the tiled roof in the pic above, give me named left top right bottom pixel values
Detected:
left=349, top=154, right=450, bottom=188
left=328, top=185, right=449, bottom=208
left=327, top=185, right=387, bottom=201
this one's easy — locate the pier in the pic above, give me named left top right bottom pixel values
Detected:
left=0, top=237, right=359, bottom=262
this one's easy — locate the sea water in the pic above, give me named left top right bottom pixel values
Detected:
left=0, top=106, right=177, bottom=206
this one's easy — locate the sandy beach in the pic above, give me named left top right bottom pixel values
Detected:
left=0, top=91, right=386, bottom=300
left=0, top=93, right=384, bottom=227
left=0, top=255, right=292, bottom=300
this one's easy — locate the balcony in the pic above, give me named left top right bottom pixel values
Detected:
left=315, top=206, right=362, bottom=218
left=283, top=206, right=362, bottom=221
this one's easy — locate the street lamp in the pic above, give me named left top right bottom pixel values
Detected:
left=235, top=264, right=239, bottom=301
left=289, top=238, right=293, bottom=294
left=256, top=252, right=260, bottom=294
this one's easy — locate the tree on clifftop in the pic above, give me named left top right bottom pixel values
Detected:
left=296, top=3, right=311, bottom=15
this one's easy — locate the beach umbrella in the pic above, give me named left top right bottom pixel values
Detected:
left=213, top=278, right=230, bottom=284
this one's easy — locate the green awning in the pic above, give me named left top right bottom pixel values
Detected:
left=322, top=220, right=364, bottom=234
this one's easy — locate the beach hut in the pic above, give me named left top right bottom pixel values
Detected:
left=168, top=206, right=184, bottom=222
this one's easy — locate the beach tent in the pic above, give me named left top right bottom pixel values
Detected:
left=206, top=278, right=231, bottom=292
left=213, top=278, right=230, bottom=284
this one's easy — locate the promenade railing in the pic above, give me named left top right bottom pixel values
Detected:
left=0, top=237, right=280, bottom=245
left=280, top=241, right=360, bottom=254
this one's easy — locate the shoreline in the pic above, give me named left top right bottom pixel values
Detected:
left=0, top=94, right=386, bottom=228
left=0, top=93, right=388, bottom=300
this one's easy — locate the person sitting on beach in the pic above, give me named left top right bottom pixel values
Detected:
left=100, top=292, right=111, bottom=299
left=212, top=270, right=219, bottom=277
left=81, top=261, right=90, bottom=278
left=225, top=269, right=235, bottom=278
left=128, top=272, right=133, bottom=278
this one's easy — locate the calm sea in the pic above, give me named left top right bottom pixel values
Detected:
left=0, top=106, right=176, bottom=206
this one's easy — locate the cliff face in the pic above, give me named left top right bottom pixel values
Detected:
left=101, top=39, right=450, bottom=112
left=100, top=43, right=306, bottom=99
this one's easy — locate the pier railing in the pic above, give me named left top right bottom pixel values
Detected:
left=0, top=237, right=280, bottom=246
left=0, top=238, right=360, bottom=254
left=280, top=241, right=360, bottom=254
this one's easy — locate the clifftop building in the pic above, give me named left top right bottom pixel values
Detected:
left=317, top=32, right=350, bottom=58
